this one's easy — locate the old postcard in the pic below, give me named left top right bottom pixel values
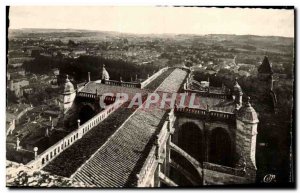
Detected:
left=5, top=6, right=295, bottom=188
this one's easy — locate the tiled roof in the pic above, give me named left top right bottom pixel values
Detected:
left=72, top=69, right=188, bottom=187
left=43, top=69, right=177, bottom=179
left=192, top=96, right=235, bottom=113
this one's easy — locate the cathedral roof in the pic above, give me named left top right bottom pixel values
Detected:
left=63, top=75, right=75, bottom=94
left=237, top=97, right=259, bottom=124
left=258, top=56, right=273, bottom=74
left=43, top=68, right=187, bottom=187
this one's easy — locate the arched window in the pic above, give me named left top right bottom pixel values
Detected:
left=209, top=127, right=232, bottom=166
left=178, top=122, right=203, bottom=163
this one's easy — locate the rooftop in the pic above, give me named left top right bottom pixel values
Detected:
left=72, top=69, right=187, bottom=187
left=190, top=96, right=235, bottom=113
left=43, top=68, right=177, bottom=179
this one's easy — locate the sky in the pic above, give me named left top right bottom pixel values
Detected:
left=9, top=6, right=294, bottom=37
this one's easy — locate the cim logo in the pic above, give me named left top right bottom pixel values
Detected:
left=263, top=174, right=276, bottom=183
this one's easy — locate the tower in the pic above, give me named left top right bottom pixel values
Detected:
left=257, top=56, right=277, bottom=112
left=236, top=97, right=259, bottom=181
left=60, top=74, right=76, bottom=115
left=258, top=56, right=274, bottom=92
left=101, top=64, right=110, bottom=82
left=232, top=78, right=243, bottom=109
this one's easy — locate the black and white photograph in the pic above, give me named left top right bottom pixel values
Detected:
left=5, top=6, right=295, bottom=188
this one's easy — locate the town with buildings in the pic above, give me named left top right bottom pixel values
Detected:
left=6, top=7, right=294, bottom=188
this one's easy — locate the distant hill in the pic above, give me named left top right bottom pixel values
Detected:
left=8, top=28, right=294, bottom=57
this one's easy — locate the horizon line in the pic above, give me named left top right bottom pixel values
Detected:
left=8, top=27, right=294, bottom=38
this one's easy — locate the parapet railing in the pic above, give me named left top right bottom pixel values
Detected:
left=140, top=67, right=169, bottom=89
left=183, top=88, right=230, bottom=99
left=103, top=79, right=141, bottom=88
left=26, top=98, right=126, bottom=170
left=77, top=92, right=117, bottom=103
left=175, top=107, right=236, bottom=121
left=77, top=92, right=97, bottom=99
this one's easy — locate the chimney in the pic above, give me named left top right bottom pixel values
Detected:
left=88, top=72, right=91, bottom=82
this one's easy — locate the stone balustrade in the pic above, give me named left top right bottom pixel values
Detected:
left=184, top=89, right=229, bottom=99
left=103, top=79, right=141, bottom=88
left=26, top=98, right=126, bottom=170
left=175, top=107, right=236, bottom=121
left=77, top=92, right=97, bottom=99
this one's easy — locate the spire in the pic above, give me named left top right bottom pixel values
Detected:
left=63, top=74, right=75, bottom=94
left=258, top=56, right=273, bottom=74
left=233, top=77, right=243, bottom=95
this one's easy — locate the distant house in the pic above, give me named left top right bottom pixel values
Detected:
left=8, top=68, right=26, bottom=77
left=238, top=70, right=250, bottom=77
left=60, top=51, right=71, bottom=57
left=8, top=79, right=30, bottom=98
left=70, top=49, right=87, bottom=58
left=23, top=86, right=34, bottom=95
left=40, top=53, right=52, bottom=57
left=52, top=68, right=60, bottom=76
left=9, top=63, right=23, bottom=68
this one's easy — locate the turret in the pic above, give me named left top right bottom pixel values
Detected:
left=60, top=74, right=76, bottom=114
left=236, top=97, right=259, bottom=181
left=101, top=64, right=110, bottom=82
left=232, top=78, right=243, bottom=109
